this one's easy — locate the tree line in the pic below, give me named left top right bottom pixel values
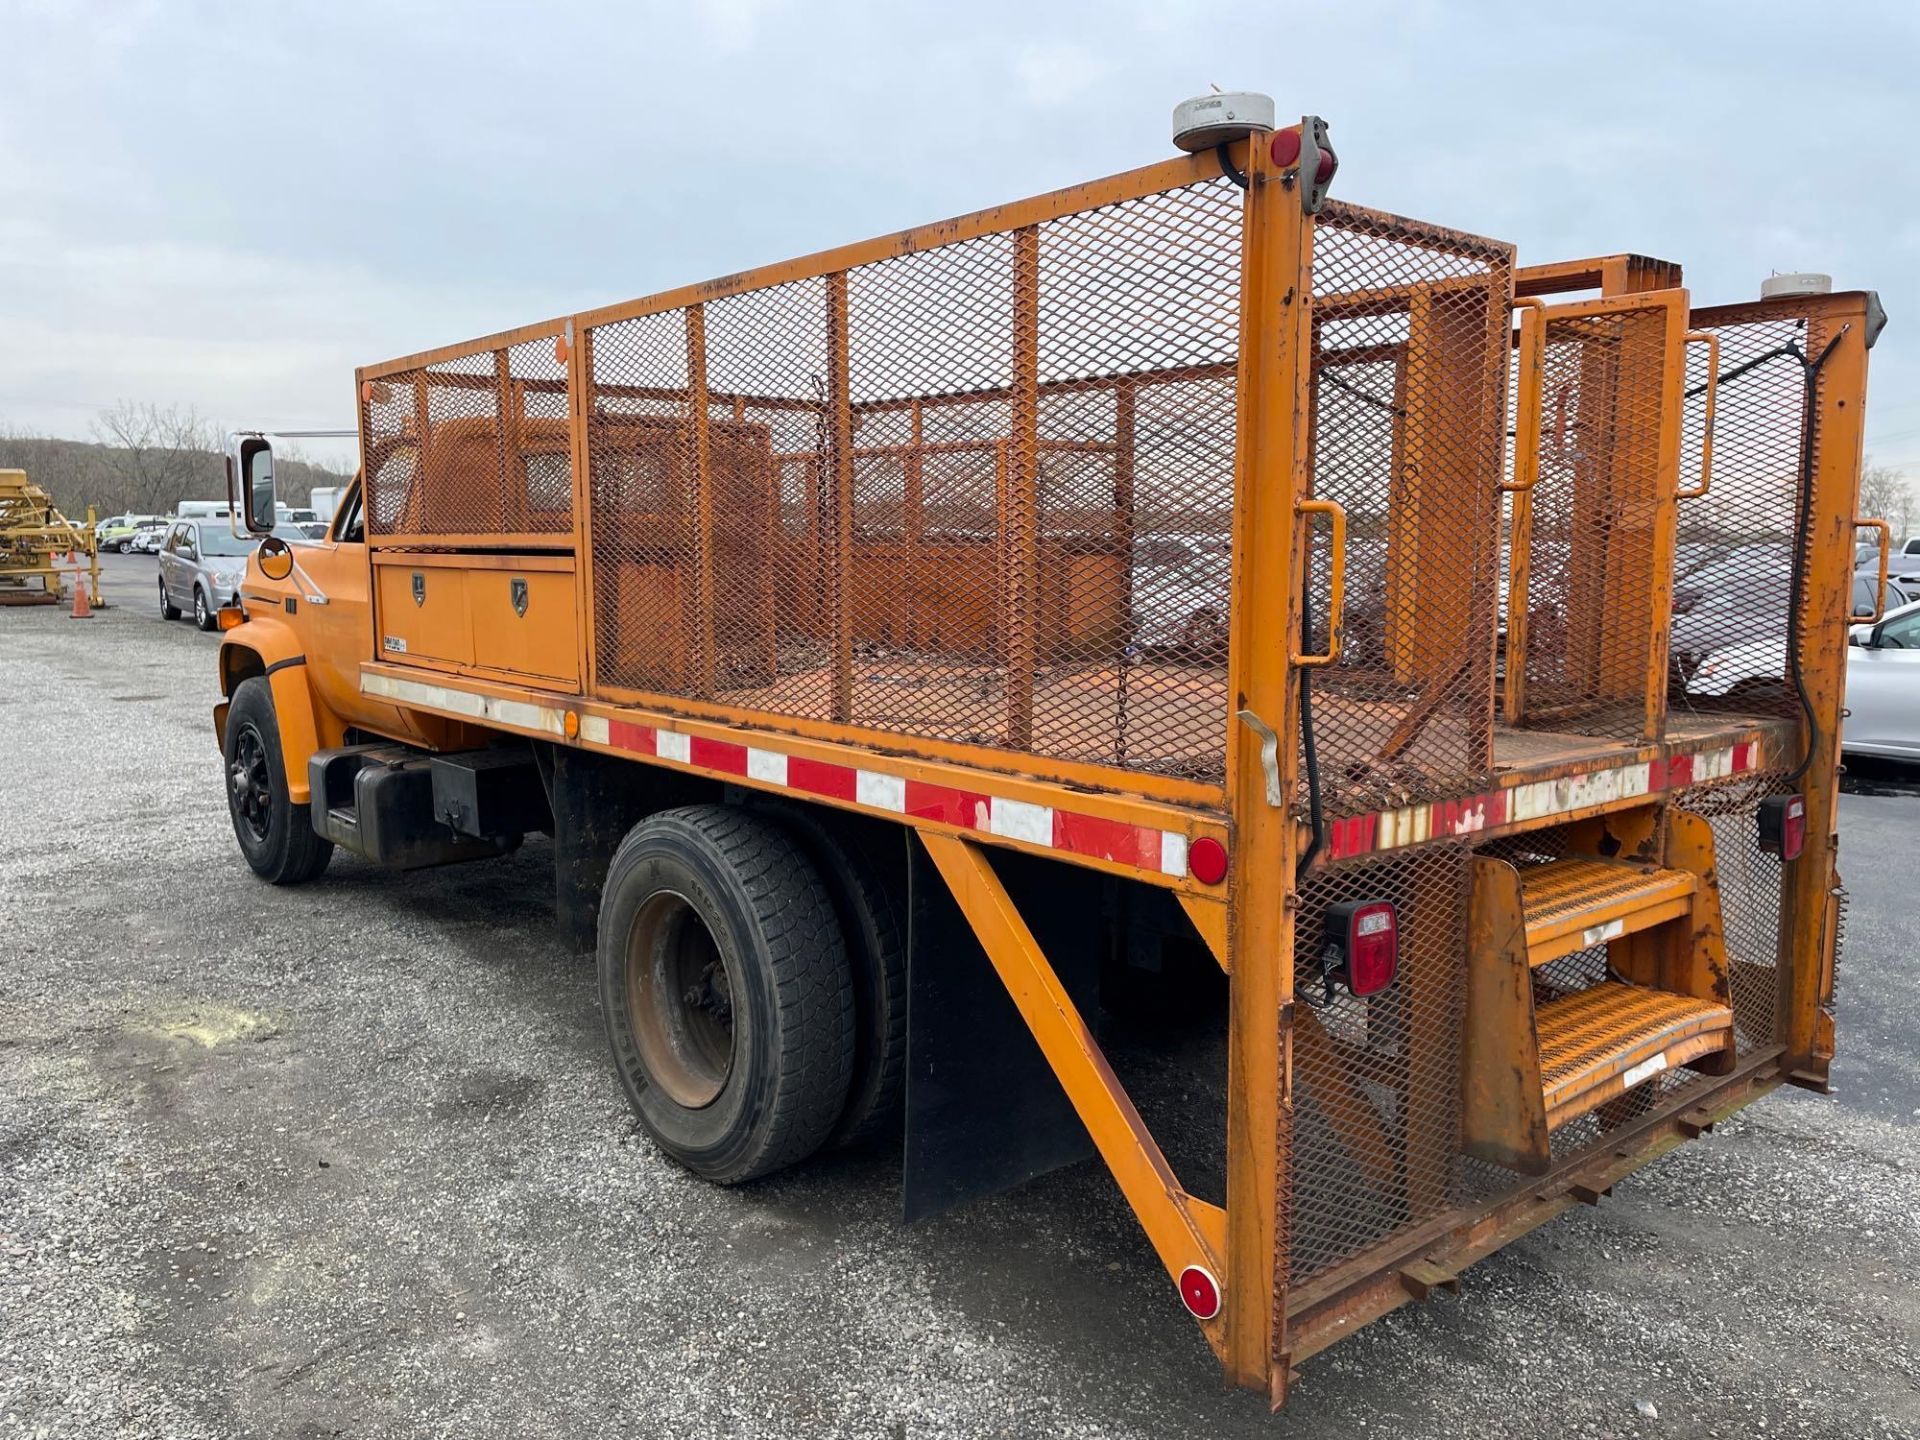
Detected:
left=0, top=401, right=354, bottom=522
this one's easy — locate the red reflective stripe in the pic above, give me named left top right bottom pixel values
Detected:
left=688, top=735, right=748, bottom=776
left=1666, top=752, right=1693, bottom=788
left=903, top=780, right=991, bottom=828
left=1732, top=741, right=1754, bottom=773
left=1053, top=809, right=1157, bottom=868
left=787, top=755, right=859, bottom=801
left=608, top=719, right=655, bottom=755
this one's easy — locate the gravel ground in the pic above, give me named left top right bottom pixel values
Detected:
left=2, top=592, right=1917, bottom=1439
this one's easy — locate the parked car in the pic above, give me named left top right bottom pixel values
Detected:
left=1681, top=589, right=1919, bottom=761
left=295, top=520, right=329, bottom=540
left=128, top=521, right=172, bottom=554
left=95, top=513, right=166, bottom=552
left=158, top=519, right=309, bottom=631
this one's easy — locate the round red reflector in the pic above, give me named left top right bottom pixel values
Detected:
left=1189, top=836, right=1229, bottom=886
left=1269, top=128, right=1302, bottom=169
left=1179, top=1265, right=1222, bottom=1320
left=1316, top=146, right=1338, bottom=183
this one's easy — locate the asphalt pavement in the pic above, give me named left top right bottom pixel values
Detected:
left=1, top=597, right=1916, bottom=1438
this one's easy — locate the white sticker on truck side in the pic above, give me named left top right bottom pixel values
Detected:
left=1621, top=1053, right=1669, bottom=1090
left=382, top=635, right=408, bottom=654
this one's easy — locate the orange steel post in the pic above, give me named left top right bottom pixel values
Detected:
left=1221, top=132, right=1312, bottom=1405
left=826, top=274, right=856, bottom=723
left=1006, top=227, right=1041, bottom=751
left=568, top=322, right=598, bottom=697
left=685, top=304, right=718, bottom=699
left=1784, top=297, right=1874, bottom=1081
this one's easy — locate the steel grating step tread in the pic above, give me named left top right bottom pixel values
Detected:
left=1536, top=980, right=1732, bottom=1125
left=1518, top=856, right=1696, bottom=965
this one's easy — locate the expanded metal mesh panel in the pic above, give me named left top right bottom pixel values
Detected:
left=1287, top=843, right=1471, bottom=1284
left=362, top=337, right=572, bottom=540
left=1304, top=204, right=1513, bottom=818
left=1511, top=304, right=1675, bottom=739
left=1675, top=776, right=1787, bottom=1049
left=1666, top=315, right=1811, bottom=718
left=583, top=176, right=1247, bottom=780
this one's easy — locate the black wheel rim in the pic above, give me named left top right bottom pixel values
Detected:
left=627, top=892, right=735, bottom=1108
left=229, top=724, right=273, bottom=844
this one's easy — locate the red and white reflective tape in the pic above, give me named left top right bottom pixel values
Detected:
left=361, top=672, right=1196, bottom=881
left=1323, top=738, right=1760, bottom=862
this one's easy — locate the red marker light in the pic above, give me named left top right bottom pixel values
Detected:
left=1189, top=836, right=1229, bottom=886
left=1270, top=127, right=1302, bottom=169
left=1179, top=1265, right=1222, bottom=1320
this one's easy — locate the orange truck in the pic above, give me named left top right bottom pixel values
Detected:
left=211, top=103, right=1888, bottom=1406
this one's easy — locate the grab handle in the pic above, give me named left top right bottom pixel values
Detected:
left=1677, top=330, right=1719, bottom=499
left=1501, top=299, right=1548, bottom=493
left=1855, top=517, right=1891, bottom=623
left=1293, top=498, right=1347, bottom=668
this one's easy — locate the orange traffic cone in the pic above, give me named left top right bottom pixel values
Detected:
left=70, top=576, right=94, bottom=619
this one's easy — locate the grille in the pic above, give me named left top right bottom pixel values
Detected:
left=1303, top=202, right=1513, bottom=818
left=582, top=177, right=1246, bottom=780
left=1509, top=301, right=1678, bottom=739
left=1287, top=842, right=1471, bottom=1284
left=1665, top=314, right=1812, bottom=719
left=362, top=334, right=573, bottom=542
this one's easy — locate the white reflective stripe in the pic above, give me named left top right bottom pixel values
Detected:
left=1582, top=918, right=1626, bottom=947
left=989, top=796, right=1053, bottom=845
left=579, top=715, right=610, bottom=744
left=746, top=747, right=788, bottom=785
left=1622, top=1053, right=1668, bottom=1089
left=657, top=731, right=690, bottom=763
left=492, top=698, right=565, bottom=735
left=1160, top=831, right=1189, bottom=878
left=856, top=770, right=906, bottom=812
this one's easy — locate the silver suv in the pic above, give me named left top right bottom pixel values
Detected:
left=158, top=518, right=306, bottom=630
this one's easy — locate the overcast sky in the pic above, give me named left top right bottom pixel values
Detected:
left=3, top=0, right=1916, bottom=476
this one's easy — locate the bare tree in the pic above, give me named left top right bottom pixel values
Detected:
left=1858, top=457, right=1915, bottom=544
left=90, top=400, right=220, bottom=514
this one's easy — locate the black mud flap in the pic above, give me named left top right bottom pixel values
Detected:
left=902, top=841, right=1099, bottom=1223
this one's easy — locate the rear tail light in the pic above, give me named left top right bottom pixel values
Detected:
left=1322, top=900, right=1399, bottom=997
left=1758, top=794, right=1806, bottom=860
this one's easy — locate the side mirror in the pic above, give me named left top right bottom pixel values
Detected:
left=257, top=535, right=295, bottom=582
left=229, top=433, right=277, bottom=535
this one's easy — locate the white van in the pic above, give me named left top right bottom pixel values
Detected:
left=175, top=500, right=234, bottom=520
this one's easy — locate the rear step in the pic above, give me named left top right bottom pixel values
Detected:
left=1464, top=837, right=1736, bottom=1175
left=1536, top=981, right=1732, bottom=1127
left=1520, top=857, right=1696, bottom=965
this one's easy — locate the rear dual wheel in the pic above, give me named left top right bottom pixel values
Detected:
left=598, top=806, right=857, bottom=1184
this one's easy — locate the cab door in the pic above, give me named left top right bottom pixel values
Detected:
left=282, top=480, right=418, bottom=740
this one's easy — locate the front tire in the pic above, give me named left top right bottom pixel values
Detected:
left=599, top=806, right=854, bottom=1184
left=193, top=586, right=215, bottom=631
left=223, top=677, right=333, bottom=884
left=118, top=539, right=134, bottom=554
left=159, top=579, right=180, bottom=620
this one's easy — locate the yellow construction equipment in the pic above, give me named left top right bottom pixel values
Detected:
left=0, top=469, right=100, bottom=608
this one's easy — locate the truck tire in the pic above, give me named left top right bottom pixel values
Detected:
left=598, top=805, right=854, bottom=1184
left=223, top=677, right=333, bottom=885
left=761, top=811, right=907, bottom=1150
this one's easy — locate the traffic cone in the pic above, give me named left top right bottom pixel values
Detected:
left=70, top=576, right=94, bottom=619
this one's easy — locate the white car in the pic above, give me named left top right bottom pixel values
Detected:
left=1684, top=595, right=1920, bottom=761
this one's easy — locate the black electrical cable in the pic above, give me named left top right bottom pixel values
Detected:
left=1784, top=329, right=1846, bottom=784
left=1215, top=142, right=1249, bottom=191
left=1296, top=570, right=1326, bottom=879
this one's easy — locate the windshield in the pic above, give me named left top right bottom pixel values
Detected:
left=197, top=524, right=307, bottom=557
